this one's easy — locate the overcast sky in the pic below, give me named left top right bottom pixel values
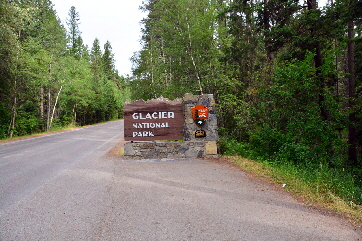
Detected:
left=51, top=0, right=146, bottom=76
left=51, top=0, right=328, bottom=76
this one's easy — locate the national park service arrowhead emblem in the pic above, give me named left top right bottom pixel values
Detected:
left=191, top=105, right=209, bottom=127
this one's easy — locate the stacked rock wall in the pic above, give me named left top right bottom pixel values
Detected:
left=123, top=94, right=219, bottom=159
left=183, top=93, right=218, bottom=142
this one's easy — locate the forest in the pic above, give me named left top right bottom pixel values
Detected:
left=1, top=0, right=361, bottom=209
left=0, top=0, right=128, bottom=139
left=131, top=0, right=362, bottom=207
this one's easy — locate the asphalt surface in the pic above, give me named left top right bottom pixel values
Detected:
left=0, top=120, right=361, bottom=240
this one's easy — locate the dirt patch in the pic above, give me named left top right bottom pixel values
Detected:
left=108, top=139, right=126, bottom=157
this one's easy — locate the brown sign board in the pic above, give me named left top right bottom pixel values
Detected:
left=124, top=98, right=184, bottom=141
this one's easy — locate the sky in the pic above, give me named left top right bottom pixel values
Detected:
left=51, top=0, right=147, bottom=76
left=51, top=0, right=328, bottom=76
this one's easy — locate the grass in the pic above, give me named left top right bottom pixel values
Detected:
left=227, top=155, right=362, bottom=225
left=0, top=123, right=80, bottom=142
left=0, top=120, right=123, bottom=142
left=118, top=147, right=124, bottom=156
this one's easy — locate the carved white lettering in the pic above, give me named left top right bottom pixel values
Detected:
left=132, top=122, right=170, bottom=129
left=132, top=112, right=175, bottom=120
left=132, top=131, right=154, bottom=137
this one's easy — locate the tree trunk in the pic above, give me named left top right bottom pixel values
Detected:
left=347, top=20, right=358, bottom=166
left=308, top=0, right=329, bottom=121
left=8, top=79, right=17, bottom=138
left=72, top=103, right=77, bottom=125
left=263, top=0, right=272, bottom=61
left=40, top=86, right=44, bottom=119
left=315, top=45, right=330, bottom=121
left=46, top=88, right=52, bottom=131
left=40, top=86, right=45, bottom=131
left=48, top=86, right=62, bottom=131
left=187, top=22, right=203, bottom=94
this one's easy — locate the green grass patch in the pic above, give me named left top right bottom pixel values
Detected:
left=0, top=120, right=123, bottom=142
left=0, top=123, right=79, bottom=142
left=118, top=147, right=124, bottom=156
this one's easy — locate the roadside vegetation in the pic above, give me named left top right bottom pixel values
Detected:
left=0, top=122, right=85, bottom=143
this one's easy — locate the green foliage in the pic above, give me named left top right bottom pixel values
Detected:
left=67, top=6, right=83, bottom=58
left=217, top=93, right=251, bottom=142
left=273, top=160, right=362, bottom=205
left=220, top=138, right=255, bottom=158
left=132, top=0, right=221, bottom=99
left=12, top=101, right=39, bottom=136
left=248, top=53, right=347, bottom=166
left=0, top=103, right=9, bottom=139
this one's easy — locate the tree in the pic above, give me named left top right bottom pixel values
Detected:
left=343, top=0, right=362, bottom=166
left=0, top=0, right=23, bottom=137
left=90, top=38, right=102, bottom=79
left=102, top=40, right=116, bottom=80
left=66, top=6, right=83, bottom=58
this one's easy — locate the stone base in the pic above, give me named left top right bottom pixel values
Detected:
left=124, top=141, right=219, bottom=159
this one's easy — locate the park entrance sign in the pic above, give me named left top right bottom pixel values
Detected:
left=123, top=94, right=219, bottom=159
left=124, top=98, right=183, bottom=141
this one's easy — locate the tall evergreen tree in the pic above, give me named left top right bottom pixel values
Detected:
left=102, top=41, right=116, bottom=80
left=66, top=6, right=83, bottom=58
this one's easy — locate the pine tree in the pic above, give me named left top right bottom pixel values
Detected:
left=102, top=41, right=116, bottom=80
left=66, top=6, right=83, bottom=58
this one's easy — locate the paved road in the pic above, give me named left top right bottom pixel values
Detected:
left=0, top=120, right=361, bottom=240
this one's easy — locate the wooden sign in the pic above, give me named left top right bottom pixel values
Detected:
left=191, top=105, right=209, bottom=127
left=124, top=98, right=184, bottom=141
